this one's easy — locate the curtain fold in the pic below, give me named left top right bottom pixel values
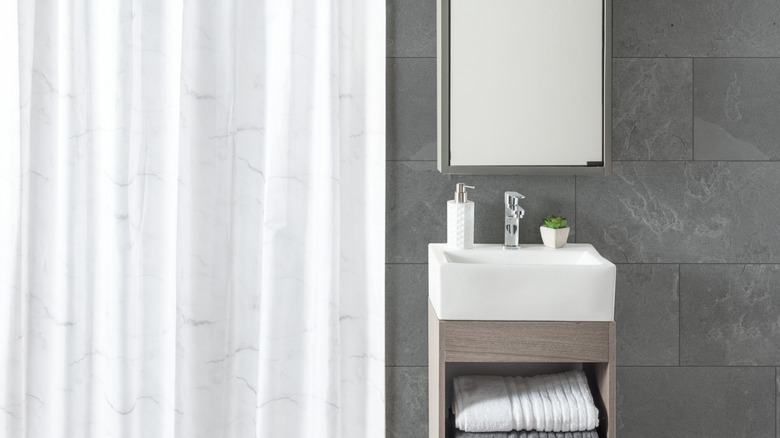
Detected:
left=0, top=1, right=385, bottom=437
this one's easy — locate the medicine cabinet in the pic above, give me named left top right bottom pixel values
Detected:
left=438, top=0, right=612, bottom=175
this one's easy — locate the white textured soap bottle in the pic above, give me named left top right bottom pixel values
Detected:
left=447, top=183, right=475, bottom=249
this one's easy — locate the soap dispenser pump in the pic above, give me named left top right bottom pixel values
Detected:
left=447, top=183, right=475, bottom=249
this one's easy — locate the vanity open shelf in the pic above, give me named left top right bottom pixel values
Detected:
left=428, top=301, right=616, bottom=438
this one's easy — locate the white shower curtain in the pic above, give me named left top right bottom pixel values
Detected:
left=0, top=1, right=385, bottom=437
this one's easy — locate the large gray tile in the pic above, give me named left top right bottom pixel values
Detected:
left=615, top=264, right=679, bottom=366
left=387, top=161, right=575, bottom=263
left=612, top=58, right=692, bottom=161
left=617, top=367, right=776, bottom=437
left=387, top=367, right=428, bottom=438
left=577, top=161, right=780, bottom=264
left=387, top=58, right=437, bottom=161
left=614, top=0, right=780, bottom=57
left=387, top=0, right=436, bottom=57
left=386, top=264, right=428, bottom=367
left=680, top=264, right=780, bottom=366
left=694, top=58, right=780, bottom=160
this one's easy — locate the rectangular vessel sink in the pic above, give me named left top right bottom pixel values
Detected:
left=429, top=243, right=616, bottom=321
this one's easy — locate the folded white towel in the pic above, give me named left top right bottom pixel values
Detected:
left=453, top=371, right=599, bottom=433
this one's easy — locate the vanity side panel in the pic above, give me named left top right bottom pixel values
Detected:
left=428, top=300, right=445, bottom=438
left=604, top=321, right=616, bottom=438
left=587, top=321, right=616, bottom=438
left=442, top=321, right=610, bottom=362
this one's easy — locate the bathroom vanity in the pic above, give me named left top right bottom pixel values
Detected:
left=428, top=244, right=617, bottom=438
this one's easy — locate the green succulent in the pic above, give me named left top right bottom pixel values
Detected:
left=543, top=215, right=568, bottom=229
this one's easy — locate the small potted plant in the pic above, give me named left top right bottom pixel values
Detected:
left=540, top=215, right=570, bottom=248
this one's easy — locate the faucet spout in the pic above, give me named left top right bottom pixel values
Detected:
left=503, top=191, right=525, bottom=249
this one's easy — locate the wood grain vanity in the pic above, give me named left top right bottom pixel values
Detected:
left=428, top=301, right=616, bottom=438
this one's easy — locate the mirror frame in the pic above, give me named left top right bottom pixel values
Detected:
left=437, top=0, right=612, bottom=175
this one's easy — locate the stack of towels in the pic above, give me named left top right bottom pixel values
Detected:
left=452, top=370, right=600, bottom=438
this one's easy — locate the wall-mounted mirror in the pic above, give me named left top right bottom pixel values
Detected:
left=438, top=0, right=611, bottom=175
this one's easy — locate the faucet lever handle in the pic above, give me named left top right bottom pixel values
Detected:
left=504, top=191, right=525, bottom=207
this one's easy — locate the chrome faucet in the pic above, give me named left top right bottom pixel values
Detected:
left=504, top=191, right=525, bottom=249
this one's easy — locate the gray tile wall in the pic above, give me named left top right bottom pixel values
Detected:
left=386, top=1, right=780, bottom=436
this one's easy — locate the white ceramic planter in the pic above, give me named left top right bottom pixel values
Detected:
left=540, top=226, right=570, bottom=249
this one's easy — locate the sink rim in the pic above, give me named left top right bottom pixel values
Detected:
left=430, top=243, right=615, bottom=267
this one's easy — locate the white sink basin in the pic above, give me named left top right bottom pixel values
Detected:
left=429, top=243, right=615, bottom=321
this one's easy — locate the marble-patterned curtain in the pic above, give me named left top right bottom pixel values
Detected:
left=0, top=1, right=385, bottom=437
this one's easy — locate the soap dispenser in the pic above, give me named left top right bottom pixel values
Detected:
left=447, top=183, right=475, bottom=249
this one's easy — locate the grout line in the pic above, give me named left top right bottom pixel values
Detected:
left=611, top=159, right=780, bottom=162
left=623, top=262, right=780, bottom=265
left=385, top=262, right=780, bottom=266
left=775, top=367, right=777, bottom=436
left=613, top=56, right=691, bottom=59
left=385, top=361, right=777, bottom=368
left=616, top=365, right=780, bottom=368
left=387, top=159, right=780, bottom=164
left=385, top=56, right=436, bottom=59
left=677, top=262, right=779, bottom=265
left=386, top=365, right=428, bottom=368
left=386, top=159, right=438, bottom=162
left=613, top=56, right=780, bottom=59
left=388, top=364, right=780, bottom=369
left=385, top=262, right=428, bottom=266
left=390, top=158, right=780, bottom=163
